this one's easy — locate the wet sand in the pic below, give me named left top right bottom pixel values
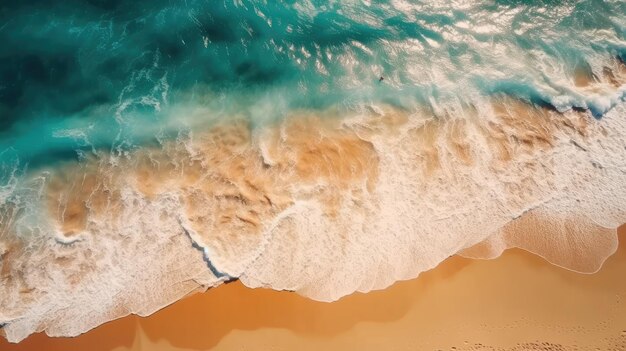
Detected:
left=2, top=225, right=625, bottom=351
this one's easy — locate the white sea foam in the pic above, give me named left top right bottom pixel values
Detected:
left=241, top=103, right=626, bottom=301
left=1, top=85, right=626, bottom=343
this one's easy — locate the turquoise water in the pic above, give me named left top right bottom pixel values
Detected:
left=0, top=0, right=625, bottom=229
left=1, top=0, right=625, bottom=171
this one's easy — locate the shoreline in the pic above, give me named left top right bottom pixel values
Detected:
left=2, top=97, right=626, bottom=341
left=2, top=2, right=626, bottom=348
left=2, top=225, right=625, bottom=350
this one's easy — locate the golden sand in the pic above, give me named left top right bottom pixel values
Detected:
left=2, top=225, right=624, bottom=351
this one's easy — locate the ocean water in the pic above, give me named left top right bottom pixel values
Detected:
left=1, top=0, right=626, bottom=342
left=2, top=0, right=625, bottom=165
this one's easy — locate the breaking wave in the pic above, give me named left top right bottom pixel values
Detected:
left=1, top=0, right=626, bottom=342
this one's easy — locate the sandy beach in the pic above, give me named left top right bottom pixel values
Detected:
left=1, top=225, right=624, bottom=351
